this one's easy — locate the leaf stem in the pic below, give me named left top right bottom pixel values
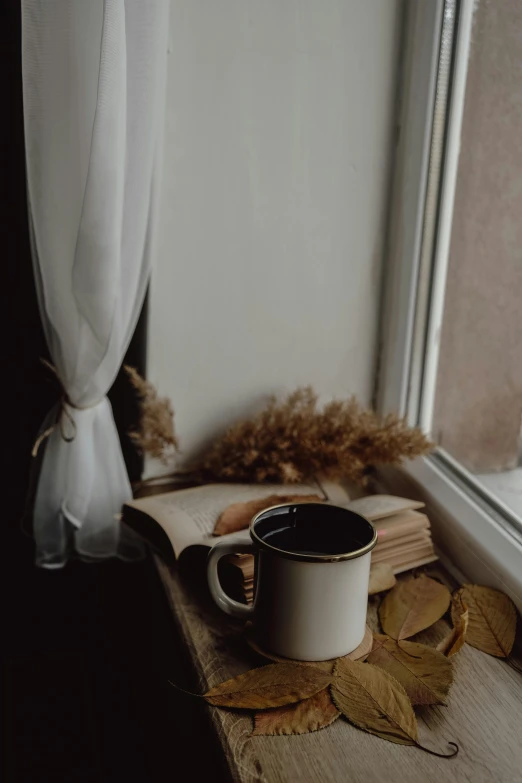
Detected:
left=168, top=680, right=204, bottom=698
left=415, top=741, right=459, bottom=758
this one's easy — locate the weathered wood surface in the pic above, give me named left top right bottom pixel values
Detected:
left=156, top=557, right=522, bottom=783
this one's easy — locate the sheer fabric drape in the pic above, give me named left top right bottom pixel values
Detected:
left=22, top=0, right=170, bottom=566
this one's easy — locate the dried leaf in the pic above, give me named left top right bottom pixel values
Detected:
left=204, top=663, right=331, bottom=709
left=368, top=563, right=397, bottom=595
left=437, top=604, right=469, bottom=657
left=379, top=575, right=451, bottom=640
left=452, top=585, right=516, bottom=658
left=253, top=688, right=339, bottom=736
left=368, top=634, right=453, bottom=705
left=331, top=658, right=418, bottom=745
left=245, top=625, right=373, bottom=672
left=213, top=494, right=323, bottom=536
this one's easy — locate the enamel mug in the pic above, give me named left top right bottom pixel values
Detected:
left=207, top=502, right=377, bottom=661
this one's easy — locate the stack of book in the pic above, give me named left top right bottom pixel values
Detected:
left=226, top=553, right=256, bottom=604
left=347, top=494, right=437, bottom=573
left=226, top=494, right=438, bottom=604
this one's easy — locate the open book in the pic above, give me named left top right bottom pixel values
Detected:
left=123, top=484, right=438, bottom=603
left=123, top=482, right=335, bottom=561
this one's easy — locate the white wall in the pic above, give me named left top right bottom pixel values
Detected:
left=148, top=0, right=401, bottom=463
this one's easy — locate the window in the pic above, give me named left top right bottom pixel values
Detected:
left=378, top=0, right=522, bottom=603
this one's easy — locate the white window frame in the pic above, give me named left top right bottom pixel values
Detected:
left=377, top=0, right=522, bottom=607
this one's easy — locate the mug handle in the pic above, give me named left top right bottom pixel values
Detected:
left=207, top=534, right=255, bottom=620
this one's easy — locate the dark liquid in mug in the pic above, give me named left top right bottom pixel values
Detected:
left=255, top=503, right=374, bottom=557
left=262, top=526, right=327, bottom=556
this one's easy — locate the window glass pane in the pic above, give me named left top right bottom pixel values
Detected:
left=433, top=1, right=522, bottom=518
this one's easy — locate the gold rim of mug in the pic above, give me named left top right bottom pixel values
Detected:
left=249, top=502, right=377, bottom=563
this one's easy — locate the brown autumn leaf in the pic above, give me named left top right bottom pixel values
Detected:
left=253, top=688, right=339, bottom=736
left=452, top=585, right=516, bottom=658
left=331, top=658, right=418, bottom=745
left=368, top=634, right=453, bottom=705
left=245, top=624, right=373, bottom=672
left=379, top=574, right=451, bottom=640
left=213, top=494, right=324, bottom=535
left=437, top=603, right=469, bottom=657
left=368, top=563, right=397, bottom=595
left=204, top=663, right=331, bottom=709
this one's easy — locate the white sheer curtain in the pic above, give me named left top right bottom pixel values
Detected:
left=22, top=0, right=170, bottom=567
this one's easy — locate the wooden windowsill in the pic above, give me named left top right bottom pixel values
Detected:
left=155, top=556, right=522, bottom=783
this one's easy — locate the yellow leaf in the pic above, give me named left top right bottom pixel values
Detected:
left=331, top=658, right=418, bottom=745
left=253, top=688, right=339, bottom=736
left=245, top=624, right=373, bottom=672
left=379, top=575, right=451, bottom=640
left=204, top=663, right=331, bottom=708
left=368, top=563, right=397, bottom=595
left=452, top=585, right=516, bottom=658
left=368, top=634, right=453, bottom=705
left=213, top=494, right=323, bottom=535
left=437, top=604, right=469, bottom=657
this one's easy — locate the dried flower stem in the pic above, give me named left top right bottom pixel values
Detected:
left=124, top=366, right=179, bottom=464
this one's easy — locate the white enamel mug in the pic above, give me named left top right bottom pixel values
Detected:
left=207, top=502, right=377, bottom=661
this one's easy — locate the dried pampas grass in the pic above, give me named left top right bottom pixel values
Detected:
left=125, top=366, right=179, bottom=464
left=196, top=387, right=432, bottom=486
left=125, top=373, right=432, bottom=485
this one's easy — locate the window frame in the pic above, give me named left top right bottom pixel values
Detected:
left=377, top=0, right=522, bottom=607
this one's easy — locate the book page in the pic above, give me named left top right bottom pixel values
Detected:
left=374, top=530, right=432, bottom=553
left=392, top=554, right=439, bottom=575
left=374, top=511, right=430, bottom=542
left=347, top=494, right=424, bottom=521
left=375, top=548, right=438, bottom=572
left=126, top=483, right=322, bottom=558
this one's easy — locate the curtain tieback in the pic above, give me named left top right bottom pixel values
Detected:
left=31, top=359, right=104, bottom=457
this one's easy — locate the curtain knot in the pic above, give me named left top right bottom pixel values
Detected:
left=31, top=359, right=105, bottom=457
